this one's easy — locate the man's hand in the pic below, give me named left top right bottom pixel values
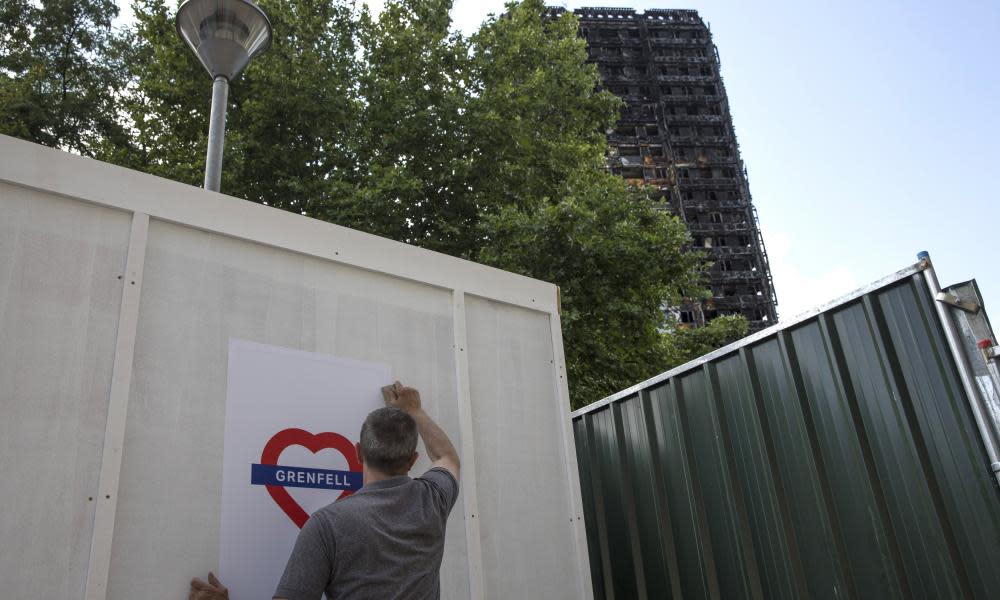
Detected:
left=189, top=572, right=229, bottom=600
left=381, top=381, right=460, bottom=481
left=381, top=381, right=421, bottom=413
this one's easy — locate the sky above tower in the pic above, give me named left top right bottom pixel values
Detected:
left=117, top=0, right=1000, bottom=321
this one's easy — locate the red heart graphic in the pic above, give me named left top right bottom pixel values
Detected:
left=260, top=428, right=362, bottom=529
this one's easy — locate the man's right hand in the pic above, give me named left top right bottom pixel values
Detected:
left=380, top=381, right=460, bottom=481
left=381, top=381, right=421, bottom=414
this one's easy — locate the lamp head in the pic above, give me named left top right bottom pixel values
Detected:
left=176, top=0, right=272, bottom=81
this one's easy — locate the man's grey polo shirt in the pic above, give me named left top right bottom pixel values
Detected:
left=273, top=467, right=459, bottom=600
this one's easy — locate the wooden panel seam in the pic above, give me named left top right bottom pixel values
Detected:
left=549, top=312, right=597, bottom=600
left=84, top=212, right=149, bottom=600
left=451, top=291, right=485, bottom=600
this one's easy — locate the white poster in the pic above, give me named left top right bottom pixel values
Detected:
left=220, top=339, right=392, bottom=599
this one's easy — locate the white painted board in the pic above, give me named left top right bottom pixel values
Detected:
left=0, top=183, right=131, bottom=598
left=107, top=220, right=471, bottom=599
left=466, top=297, right=587, bottom=599
left=0, top=135, right=593, bottom=600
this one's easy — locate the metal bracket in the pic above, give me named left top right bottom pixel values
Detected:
left=935, top=291, right=981, bottom=314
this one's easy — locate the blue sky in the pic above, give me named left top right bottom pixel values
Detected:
left=452, top=0, right=1000, bottom=319
left=121, top=1, right=1000, bottom=320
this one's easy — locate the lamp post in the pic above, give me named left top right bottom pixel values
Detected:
left=176, top=0, right=272, bottom=192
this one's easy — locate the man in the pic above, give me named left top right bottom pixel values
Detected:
left=190, top=381, right=460, bottom=600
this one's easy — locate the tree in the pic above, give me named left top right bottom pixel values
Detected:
left=1, top=0, right=748, bottom=409
left=104, top=0, right=206, bottom=184
left=351, top=0, right=477, bottom=255
left=665, top=314, right=748, bottom=369
left=114, top=0, right=361, bottom=213
left=467, top=1, right=620, bottom=213
left=228, top=0, right=361, bottom=215
left=472, top=1, right=746, bottom=406
left=480, top=168, right=747, bottom=408
left=0, top=0, right=129, bottom=156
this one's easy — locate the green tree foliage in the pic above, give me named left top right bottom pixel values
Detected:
left=480, top=170, right=705, bottom=405
left=115, top=0, right=361, bottom=211
left=106, top=0, right=206, bottom=184
left=467, top=1, right=619, bottom=212
left=472, top=1, right=747, bottom=406
left=0, top=0, right=749, bottom=408
left=665, top=314, right=749, bottom=368
left=352, top=0, right=476, bottom=254
left=228, top=0, right=361, bottom=213
left=0, top=0, right=129, bottom=155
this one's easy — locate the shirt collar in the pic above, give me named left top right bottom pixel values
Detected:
left=358, top=475, right=411, bottom=492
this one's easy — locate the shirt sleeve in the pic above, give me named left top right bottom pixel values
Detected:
left=273, top=514, right=335, bottom=600
left=418, top=467, right=460, bottom=516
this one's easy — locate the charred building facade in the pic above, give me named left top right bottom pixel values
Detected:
left=554, top=7, right=779, bottom=330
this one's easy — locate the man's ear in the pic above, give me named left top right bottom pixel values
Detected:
left=408, top=451, right=419, bottom=472
left=355, top=442, right=364, bottom=464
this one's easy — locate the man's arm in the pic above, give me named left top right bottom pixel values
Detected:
left=382, top=382, right=460, bottom=481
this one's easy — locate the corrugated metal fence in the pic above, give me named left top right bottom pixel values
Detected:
left=572, top=262, right=1000, bottom=600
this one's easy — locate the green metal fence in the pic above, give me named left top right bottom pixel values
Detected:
left=572, top=260, right=1000, bottom=600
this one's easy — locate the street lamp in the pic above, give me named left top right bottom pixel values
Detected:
left=176, top=0, right=272, bottom=192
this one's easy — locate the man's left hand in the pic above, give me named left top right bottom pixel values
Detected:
left=190, top=572, right=229, bottom=600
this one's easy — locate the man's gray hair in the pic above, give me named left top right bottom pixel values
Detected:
left=360, top=407, right=418, bottom=475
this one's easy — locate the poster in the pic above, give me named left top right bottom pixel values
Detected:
left=219, top=339, right=392, bottom=599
